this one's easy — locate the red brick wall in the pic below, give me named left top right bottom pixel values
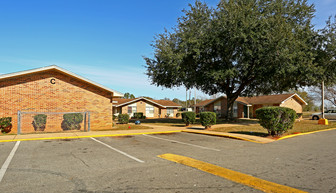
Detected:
left=0, top=70, right=113, bottom=133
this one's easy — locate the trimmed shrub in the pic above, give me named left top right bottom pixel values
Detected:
left=176, top=113, right=181, bottom=118
left=196, top=113, right=200, bottom=118
left=32, top=114, right=47, bottom=131
left=181, top=112, right=196, bottom=126
left=200, top=112, right=216, bottom=129
left=61, top=113, right=83, bottom=131
left=0, top=117, right=12, bottom=133
left=256, top=107, right=297, bottom=136
left=118, top=114, right=130, bottom=124
left=0, top=117, right=12, bottom=128
left=133, top=112, right=145, bottom=119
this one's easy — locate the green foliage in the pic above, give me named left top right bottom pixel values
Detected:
left=113, top=114, right=117, bottom=121
left=133, top=112, right=145, bottom=119
left=32, top=114, right=47, bottom=131
left=61, top=113, right=83, bottom=131
left=0, top=117, right=12, bottom=132
left=123, top=92, right=135, bottom=99
left=144, top=0, right=319, bottom=119
left=312, top=16, right=336, bottom=86
left=176, top=113, right=181, bottom=118
left=200, top=112, right=216, bottom=129
left=118, top=114, right=130, bottom=124
left=256, top=107, right=297, bottom=136
left=181, top=112, right=196, bottom=126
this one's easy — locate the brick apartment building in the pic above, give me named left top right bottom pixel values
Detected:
left=0, top=65, right=123, bottom=133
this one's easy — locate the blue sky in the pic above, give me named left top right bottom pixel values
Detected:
left=0, top=0, right=335, bottom=100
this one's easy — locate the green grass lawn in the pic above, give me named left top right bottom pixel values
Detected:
left=212, top=120, right=336, bottom=137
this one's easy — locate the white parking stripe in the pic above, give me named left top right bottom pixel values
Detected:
left=90, top=137, right=145, bottom=163
left=142, top=134, right=221, bottom=151
left=0, top=141, right=21, bottom=183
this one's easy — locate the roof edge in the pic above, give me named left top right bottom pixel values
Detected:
left=0, top=65, right=124, bottom=97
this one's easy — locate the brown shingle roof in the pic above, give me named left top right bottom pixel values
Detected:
left=152, top=100, right=181, bottom=107
left=195, top=93, right=306, bottom=107
left=113, top=97, right=181, bottom=108
left=240, top=94, right=295, bottom=105
left=195, top=99, right=215, bottom=107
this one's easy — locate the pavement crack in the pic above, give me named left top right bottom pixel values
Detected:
left=70, top=152, right=90, bottom=168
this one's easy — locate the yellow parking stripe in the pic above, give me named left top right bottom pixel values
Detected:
left=0, top=130, right=182, bottom=143
left=158, top=153, right=307, bottom=193
left=278, top=127, right=336, bottom=141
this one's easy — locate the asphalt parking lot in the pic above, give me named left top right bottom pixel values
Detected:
left=0, top=130, right=335, bottom=193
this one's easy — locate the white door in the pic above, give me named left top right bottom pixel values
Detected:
left=146, top=104, right=154, bottom=117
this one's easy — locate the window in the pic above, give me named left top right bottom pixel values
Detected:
left=167, top=108, right=174, bottom=117
left=146, top=106, right=154, bottom=114
left=214, top=101, right=221, bottom=112
left=127, top=104, right=137, bottom=115
left=146, top=105, right=154, bottom=117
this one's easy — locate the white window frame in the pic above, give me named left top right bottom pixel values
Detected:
left=166, top=108, right=174, bottom=117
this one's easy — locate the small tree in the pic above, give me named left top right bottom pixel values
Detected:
left=200, top=112, right=216, bottom=130
left=61, top=113, right=83, bottom=131
left=0, top=117, right=12, bottom=133
left=118, top=114, right=130, bottom=124
left=256, top=107, right=297, bottom=136
left=181, top=112, right=196, bottom=126
left=32, top=114, right=47, bottom=131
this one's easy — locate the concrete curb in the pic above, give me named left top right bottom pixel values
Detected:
left=277, top=127, right=336, bottom=141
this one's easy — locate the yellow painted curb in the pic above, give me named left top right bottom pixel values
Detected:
left=278, top=127, right=336, bottom=141
left=0, top=130, right=183, bottom=143
left=158, top=153, right=307, bottom=193
left=182, top=130, right=266, bottom=144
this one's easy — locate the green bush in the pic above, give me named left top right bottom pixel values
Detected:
left=32, top=114, right=47, bottom=131
left=118, top=114, right=130, bottom=124
left=200, top=112, right=216, bottom=129
left=256, top=107, right=297, bottom=136
left=61, top=113, right=84, bottom=130
left=133, top=112, right=145, bottom=119
left=0, top=117, right=12, bottom=128
left=181, top=112, right=196, bottom=126
left=0, top=117, right=12, bottom=133
left=196, top=113, right=200, bottom=118
left=176, top=113, right=181, bottom=118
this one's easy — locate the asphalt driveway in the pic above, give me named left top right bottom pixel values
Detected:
left=0, top=130, right=335, bottom=193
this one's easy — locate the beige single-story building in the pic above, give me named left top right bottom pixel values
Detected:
left=113, top=97, right=181, bottom=118
left=195, top=93, right=307, bottom=118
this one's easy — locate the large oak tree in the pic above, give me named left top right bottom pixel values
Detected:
left=144, top=0, right=329, bottom=118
